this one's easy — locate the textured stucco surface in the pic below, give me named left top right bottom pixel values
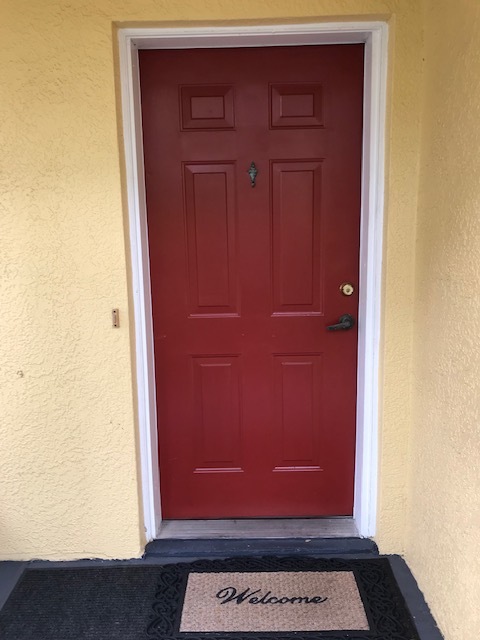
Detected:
left=405, top=1, right=480, bottom=638
left=0, top=0, right=422, bottom=559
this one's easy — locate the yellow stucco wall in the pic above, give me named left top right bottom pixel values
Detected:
left=405, top=1, right=480, bottom=638
left=0, top=1, right=423, bottom=560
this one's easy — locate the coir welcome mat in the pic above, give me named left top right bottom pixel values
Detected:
left=149, top=557, right=419, bottom=640
left=0, top=557, right=420, bottom=640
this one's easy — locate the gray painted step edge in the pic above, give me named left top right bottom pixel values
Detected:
left=389, top=555, right=444, bottom=640
left=145, top=536, right=378, bottom=558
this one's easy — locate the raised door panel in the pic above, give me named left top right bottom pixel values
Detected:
left=271, top=161, right=324, bottom=315
left=270, top=83, right=324, bottom=128
left=181, top=85, right=235, bottom=130
left=184, top=163, right=238, bottom=316
left=192, top=356, right=243, bottom=473
left=273, top=354, right=323, bottom=472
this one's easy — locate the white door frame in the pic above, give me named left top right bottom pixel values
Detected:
left=117, top=21, right=388, bottom=541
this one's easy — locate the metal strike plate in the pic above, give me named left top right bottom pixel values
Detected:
left=340, top=282, right=354, bottom=296
left=112, top=308, right=120, bottom=328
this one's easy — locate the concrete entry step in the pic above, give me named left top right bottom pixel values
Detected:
left=145, top=536, right=379, bottom=559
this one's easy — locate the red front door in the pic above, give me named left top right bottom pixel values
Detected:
left=139, top=45, right=363, bottom=518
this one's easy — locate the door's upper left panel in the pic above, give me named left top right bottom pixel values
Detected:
left=180, top=85, right=235, bottom=131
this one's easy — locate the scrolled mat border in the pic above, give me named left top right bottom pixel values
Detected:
left=146, top=556, right=420, bottom=640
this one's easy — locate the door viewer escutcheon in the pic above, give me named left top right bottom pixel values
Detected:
left=248, top=161, right=258, bottom=187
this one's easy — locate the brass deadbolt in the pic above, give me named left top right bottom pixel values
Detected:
left=340, top=282, right=355, bottom=296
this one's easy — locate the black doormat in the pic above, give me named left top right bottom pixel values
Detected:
left=0, top=557, right=420, bottom=640
left=0, top=565, right=160, bottom=640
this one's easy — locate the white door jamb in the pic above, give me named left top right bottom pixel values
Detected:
left=117, top=21, right=388, bottom=541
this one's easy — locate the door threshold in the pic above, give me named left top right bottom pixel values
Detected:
left=157, top=517, right=359, bottom=540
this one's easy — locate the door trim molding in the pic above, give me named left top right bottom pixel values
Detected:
left=117, top=21, right=388, bottom=541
